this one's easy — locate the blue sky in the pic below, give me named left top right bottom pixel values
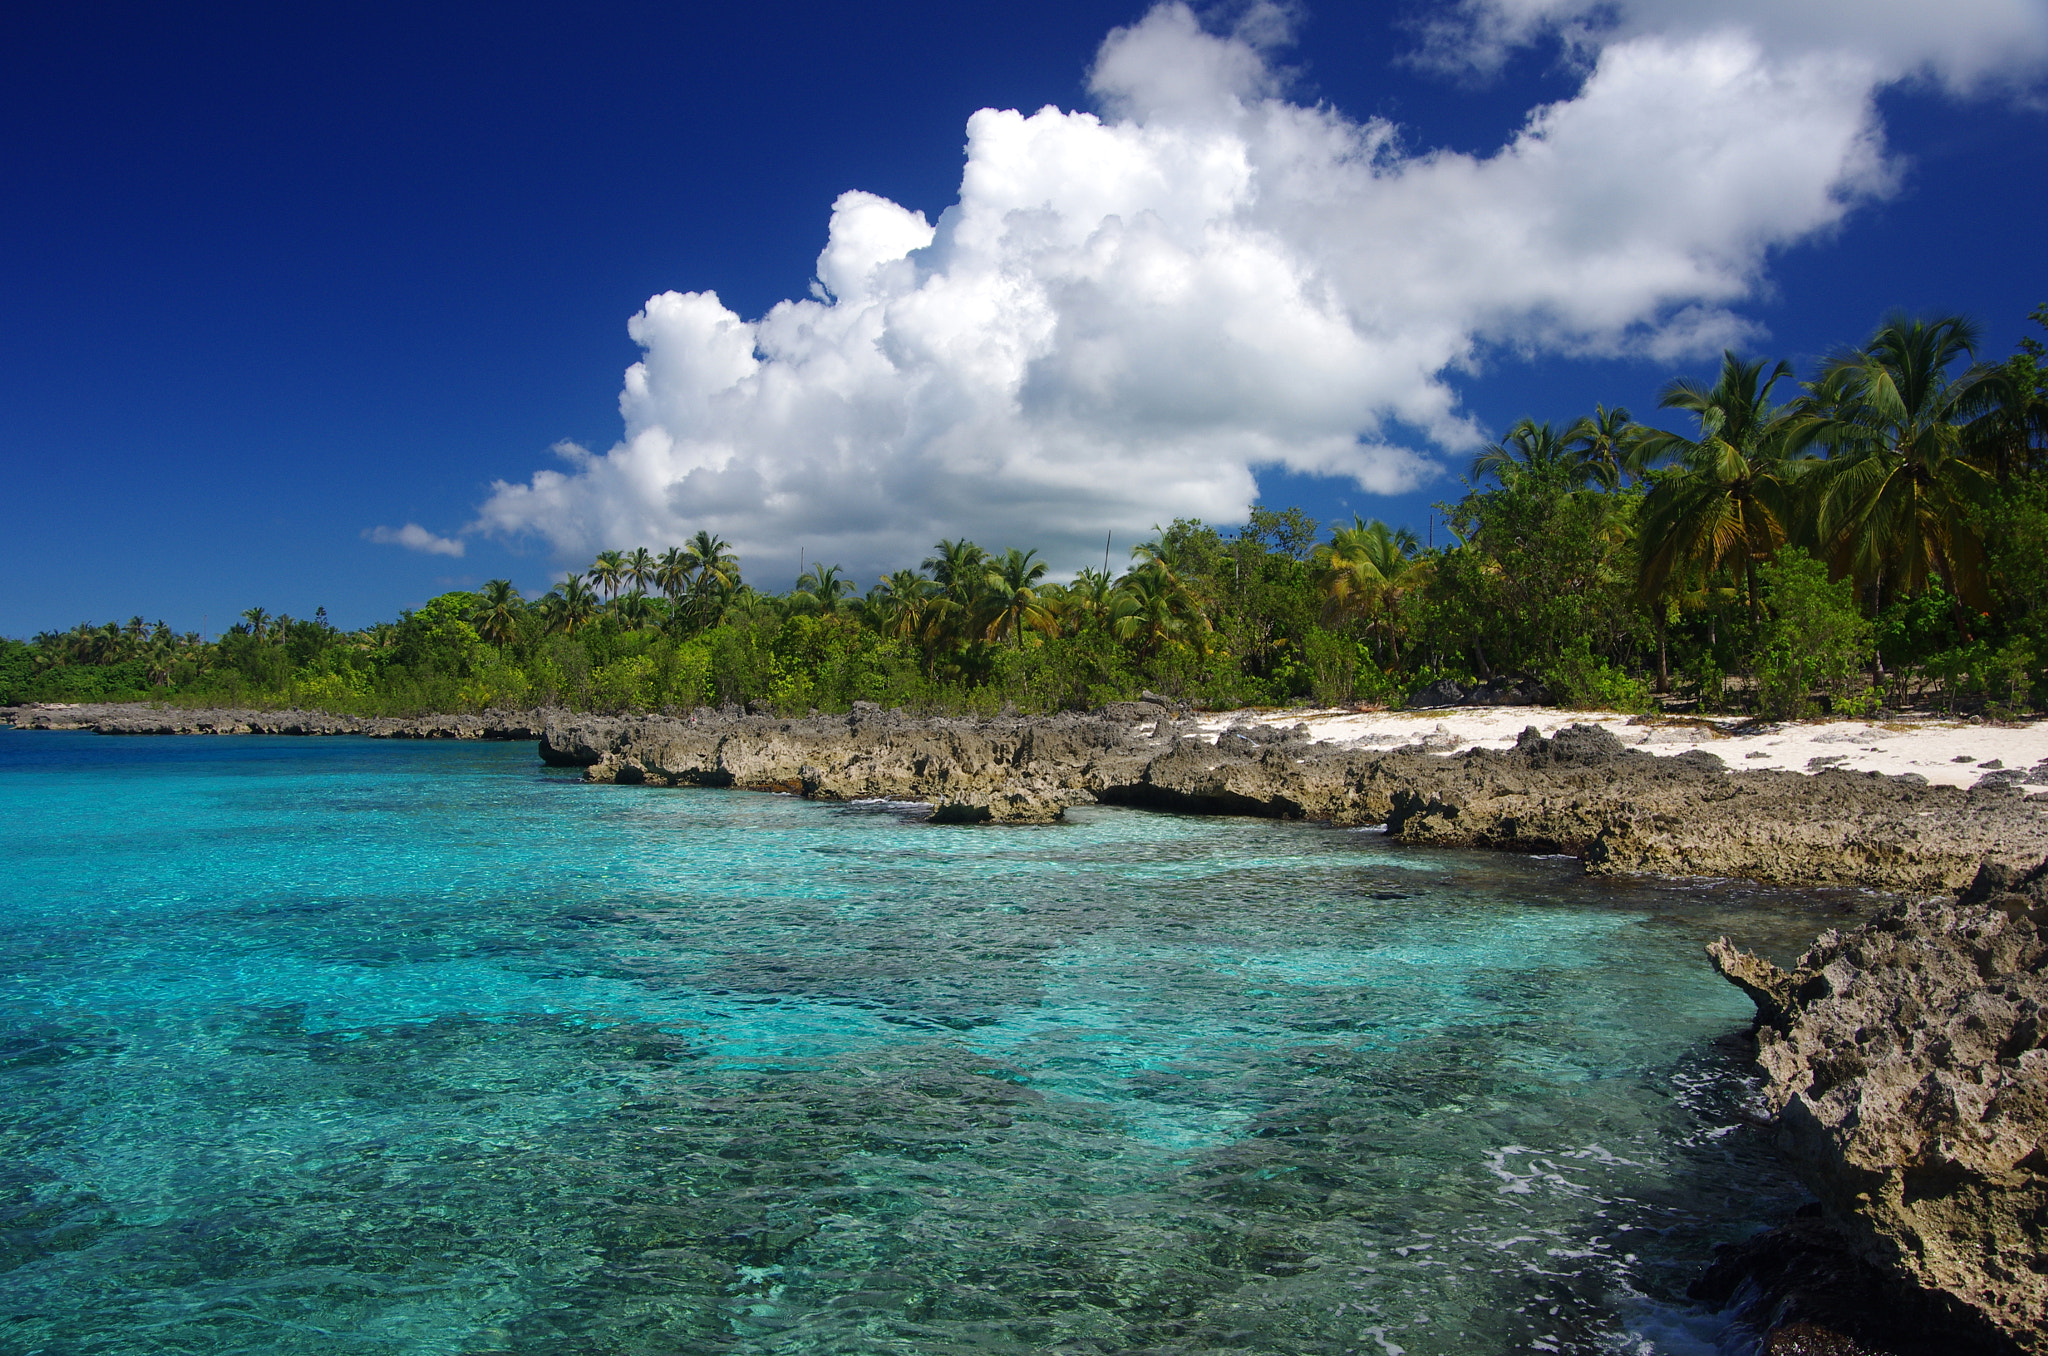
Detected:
left=3, top=0, right=2045, bottom=635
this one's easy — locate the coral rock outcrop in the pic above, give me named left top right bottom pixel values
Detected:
left=535, top=710, right=2048, bottom=889
left=1709, top=893, right=2048, bottom=1353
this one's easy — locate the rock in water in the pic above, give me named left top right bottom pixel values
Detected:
left=1708, top=887, right=2048, bottom=1353
left=535, top=711, right=2048, bottom=891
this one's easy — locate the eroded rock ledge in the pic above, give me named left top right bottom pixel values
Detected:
left=541, top=704, right=2048, bottom=892
left=2, top=702, right=546, bottom=739
left=1708, top=876, right=2048, bottom=1354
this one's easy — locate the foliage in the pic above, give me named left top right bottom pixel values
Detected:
left=1543, top=639, right=1653, bottom=713
left=1752, top=549, right=1875, bottom=720
left=12, top=304, right=2046, bottom=721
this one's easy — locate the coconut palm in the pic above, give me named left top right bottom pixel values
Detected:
left=1313, top=517, right=1421, bottom=661
left=922, top=539, right=987, bottom=595
left=623, top=547, right=656, bottom=596
left=680, top=532, right=737, bottom=591
left=470, top=580, right=524, bottom=650
left=1795, top=314, right=1996, bottom=608
left=792, top=563, right=855, bottom=614
left=611, top=590, right=660, bottom=630
left=240, top=607, right=271, bottom=641
left=1569, top=405, right=1641, bottom=492
left=920, top=539, right=993, bottom=645
left=682, top=532, right=738, bottom=599
left=1472, top=419, right=1599, bottom=489
left=1059, top=568, right=1116, bottom=631
left=868, top=570, right=940, bottom=643
left=1965, top=355, right=2048, bottom=484
left=1313, top=518, right=1418, bottom=618
left=654, top=547, right=694, bottom=602
left=672, top=532, right=740, bottom=627
left=1110, top=563, right=1207, bottom=657
left=588, top=550, right=626, bottom=602
left=542, top=576, right=598, bottom=636
left=982, top=548, right=1054, bottom=647
left=143, top=635, right=180, bottom=687
left=1634, top=352, right=1804, bottom=618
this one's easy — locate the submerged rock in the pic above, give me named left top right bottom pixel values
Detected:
left=1708, top=889, right=2048, bottom=1354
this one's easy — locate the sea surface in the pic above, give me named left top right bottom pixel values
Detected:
left=0, top=731, right=1855, bottom=1356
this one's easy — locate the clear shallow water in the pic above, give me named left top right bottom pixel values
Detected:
left=0, top=732, right=1854, bottom=1356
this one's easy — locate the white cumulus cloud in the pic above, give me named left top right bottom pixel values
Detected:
left=1413, top=0, right=2048, bottom=90
left=365, top=522, right=465, bottom=557
left=472, top=0, right=2043, bottom=584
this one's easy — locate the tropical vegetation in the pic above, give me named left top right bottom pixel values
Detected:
left=7, top=306, right=2045, bottom=720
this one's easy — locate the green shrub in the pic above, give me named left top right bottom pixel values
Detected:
left=1543, top=638, right=1652, bottom=713
left=1753, top=549, right=1873, bottom=720
left=591, top=655, right=659, bottom=712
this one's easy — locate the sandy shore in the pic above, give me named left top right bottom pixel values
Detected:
left=1195, top=706, right=2048, bottom=791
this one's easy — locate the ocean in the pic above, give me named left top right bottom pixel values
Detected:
left=0, top=731, right=1846, bottom=1354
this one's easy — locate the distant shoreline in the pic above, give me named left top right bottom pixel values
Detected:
left=9, top=698, right=2044, bottom=894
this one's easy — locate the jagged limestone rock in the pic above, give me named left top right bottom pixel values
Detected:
left=1711, top=896, right=2048, bottom=1354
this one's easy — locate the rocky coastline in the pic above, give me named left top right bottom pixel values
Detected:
left=10, top=697, right=2047, bottom=1350
left=530, top=701, right=2048, bottom=894
left=1705, top=874, right=2048, bottom=1355
left=0, top=701, right=547, bottom=740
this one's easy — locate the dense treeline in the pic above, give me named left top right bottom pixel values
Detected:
left=7, top=309, right=2045, bottom=719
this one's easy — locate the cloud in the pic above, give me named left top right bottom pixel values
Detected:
left=364, top=522, right=465, bottom=557
left=473, top=0, right=2042, bottom=583
left=1412, top=0, right=2048, bottom=91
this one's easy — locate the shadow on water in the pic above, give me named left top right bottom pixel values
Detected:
left=0, top=733, right=1868, bottom=1354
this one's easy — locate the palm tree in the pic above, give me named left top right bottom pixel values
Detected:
left=1795, top=314, right=1996, bottom=609
left=1313, top=517, right=1421, bottom=661
left=588, top=550, right=626, bottom=602
left=1569, top=405, right=1640, bottom=491
left=541, top=576, right=598, bottom=636
left=868, top=570, right=940, bottom=644
left=791, top=563, right=854, bottom=614
left=682, top=531, right=738, bottom=591
left=612, top=591, right=659, bottom=630
left=677, top=531, right=740, bottom=627
left=922, top=539, right=987, bottom=594
left=1110, top=563, right=1208, bottom=657
left=623, top=547, right=656, bottom=596
left=1314, top=518, right=1417, bottom=616
left=1472, top=419, right=1598, bottom=488
left=470, top=580, right=525, bottom=650
left=1635, top=352, right=1804, bottom=618
left=240, top=607, right=271, bottom=641
left=982, top=548, right=1054, bottom=647
left=1060, top=568, right=1116, bottom=631
left=654, top=546, right=694, bottom=602
left=921, top=539, right=992, bottom=646
left=143, top=635, right=180, bottom=687
left=1965, top=355, right=2048, bottom=484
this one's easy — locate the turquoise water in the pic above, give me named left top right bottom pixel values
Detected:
left=0, top=732, right=1847, bottom=1355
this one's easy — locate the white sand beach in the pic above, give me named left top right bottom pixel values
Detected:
left=1196, top=706, right=2048, bottom=791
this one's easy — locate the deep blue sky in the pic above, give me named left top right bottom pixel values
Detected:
left=3, top=0, right=2044, bottom=635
